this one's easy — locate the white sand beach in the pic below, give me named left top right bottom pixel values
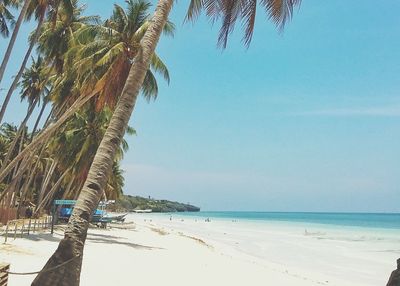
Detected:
left=1, top=214, right=398, bottom=286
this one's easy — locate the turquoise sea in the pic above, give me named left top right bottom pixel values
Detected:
left=169, top=211, right=400, bottom=230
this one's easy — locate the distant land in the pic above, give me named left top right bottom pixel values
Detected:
left=113, top=195, right=200, bottom=213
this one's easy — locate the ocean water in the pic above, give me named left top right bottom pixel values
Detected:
left=162, top=211, right=400, bottom=230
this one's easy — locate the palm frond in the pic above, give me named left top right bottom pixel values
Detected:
left=185, top=0, right=301, bottom=48
left=261, top=0, right=301, bottom=31
left=150, top=53, right=170, bottom=84
left=95, top=42, right=126, bottom=68
left=141, top=70, right=158, bottom=101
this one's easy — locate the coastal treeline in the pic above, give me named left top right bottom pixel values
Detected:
left=0, top=0, right=301, bottom=285
left=0, top=0, right=172, bottom=220
left=115, top=195, right=200, bottom=212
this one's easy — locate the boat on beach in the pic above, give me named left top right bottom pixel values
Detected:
left=133, top=209, right=152, bottom=213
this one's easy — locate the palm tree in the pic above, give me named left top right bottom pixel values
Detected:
left=0, top=123, right=17, bottom=167
left=0, top=123, right=31, bottom=205
left=0, top=0, right=17, bottom=37
left=0, top=0, right=97, bottom=181
left=30, top=0, right=99, bottom=137
left=32, top=1, right=174, bottom=284
left=105, top=161, right=125, bottom=200
left=54, top=0, right=172, bottom=113
left=0, top=0, right=29, bottom=85
left=186, top=0, right=301, bottom=48
left=0, top=0, right=171, bottom=183
left=0, top=56, right=49, bottom=174
left=35, top=106, right=134, bottom=212
left=0, top=0, right=169, bottom=201
left=37, top=0, right=99, bottom=75
left=0, top=0, right=74, bottom=123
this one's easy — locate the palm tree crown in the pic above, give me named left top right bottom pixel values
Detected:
left=56, top=0, right=173, bottom=111
left=0, top=0, right=18, bottom=37
left=186, top=0, right=301, bottom=48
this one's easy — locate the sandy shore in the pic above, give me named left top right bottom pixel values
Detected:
left=1, top=214, right=397, bottom=285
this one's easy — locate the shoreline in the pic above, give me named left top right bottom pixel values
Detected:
left=1, top=214, right=397, bottom=285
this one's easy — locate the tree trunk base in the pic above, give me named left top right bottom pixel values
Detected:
left=31, top=217, right=87, bottom=286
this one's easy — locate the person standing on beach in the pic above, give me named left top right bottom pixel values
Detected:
left=386, top=258, right=400, bottom=286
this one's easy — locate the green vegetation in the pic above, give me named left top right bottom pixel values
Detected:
left=115, top=195, right=200, bottom=213
left=0, top=0, right=171, bottom=217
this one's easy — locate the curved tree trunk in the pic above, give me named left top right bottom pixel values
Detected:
left=0, top=153, right=33, bottom=203
left=12, top=126, right=26, bottom=178
left=36, top=158, right=57, bottom=209
left=0, top=88, right=99, bottom=183
left=62, top=178, right=74, bottom=199
left=31, top=1, right=174, bottom=285
left=0, top=99, right=37, bottom=175
left=30, top=101, right=48, bottom=141
left=0, top=0, right=30, bottom=85
left=1, top=98, right=37, bottom=168
left=0, top=13, right=45, bottom=124
left=35, top=168, right=69, bottom=215
left=16, top=147, right=46, bottom=213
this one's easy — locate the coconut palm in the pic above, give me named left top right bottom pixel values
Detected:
left=37, top=0, right=100, bottom=75
left=0, top=0, right=17, bottom=37
left=32, top=1, right=174, bottom=284
left=0, top=0, right=171, bottom=182
left=0, top=122, right=31, bottom=205
left=0, top=56, right=49, bottom=174
left=105, top=161, right=125, bottom=200
left=0, top=123, right=17, bottom=167
left=0, top=0, right=74, bottom=123
left=186, top=0, right=301, bottom=48
left=0, top=0, right=95, bottom=181
left=0, top=0, right=29, bottom=85
left=30, top=0, right=98, bottom=136
left=54, top=0, right=173, bottom=113
left=37, top=105, right=134, bottom=209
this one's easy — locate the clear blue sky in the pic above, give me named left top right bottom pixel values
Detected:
left=1, top=0, right=399, bottom=212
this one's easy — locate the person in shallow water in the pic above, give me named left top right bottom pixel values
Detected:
left=386, top=258, right=400, bottom=286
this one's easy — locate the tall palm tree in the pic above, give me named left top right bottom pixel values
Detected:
left=35, top=106, right=134, bottom=211
left=0, top=0, right=92, bottom=181
left=0, top=0, right=73, bottom=123
left=30, top=0, right=99, bottom=136
left=0, top=0, right=172, bottom=184
left=32, top=1, right=174, bottom=284
left=0, top=56, right=49, bottom=174
left=186, top=0, right=301, bottom=48
left=0, top=0, right=29, bottom=85
left=37, top=0, right=99, bottom=75
left=0, top=0, right=17, bottom=37
left=54, top=0, right=172, bottom=113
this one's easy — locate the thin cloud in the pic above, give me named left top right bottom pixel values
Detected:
left=290, top=105, right=400, bottom=117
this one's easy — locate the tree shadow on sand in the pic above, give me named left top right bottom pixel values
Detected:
left=86, top=232, right=164, bottom=250
left=21, top=233, right=62, bottom=242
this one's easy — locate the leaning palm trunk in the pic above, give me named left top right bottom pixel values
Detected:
left=0, top=0, right=31, bottom=85
left=0, top=88, right=99, bottom=183
left=18, top=146, right=46, bottom=204
left=35, top=168, right=69, bottom=215
left=32, top=0, right=174, bottom=285
left=12, top=126, right=26, bottom=178
left=62, top=178, right=74, bottom=199
left=0, top=154, right=33, bottom=204
left=36, top=158, right=57, bottom=209
left=0, top=13, right=45, bottom=123
left=0, top=99, right=38, bottom=176
left=30, top=101, right=48, bottom=141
